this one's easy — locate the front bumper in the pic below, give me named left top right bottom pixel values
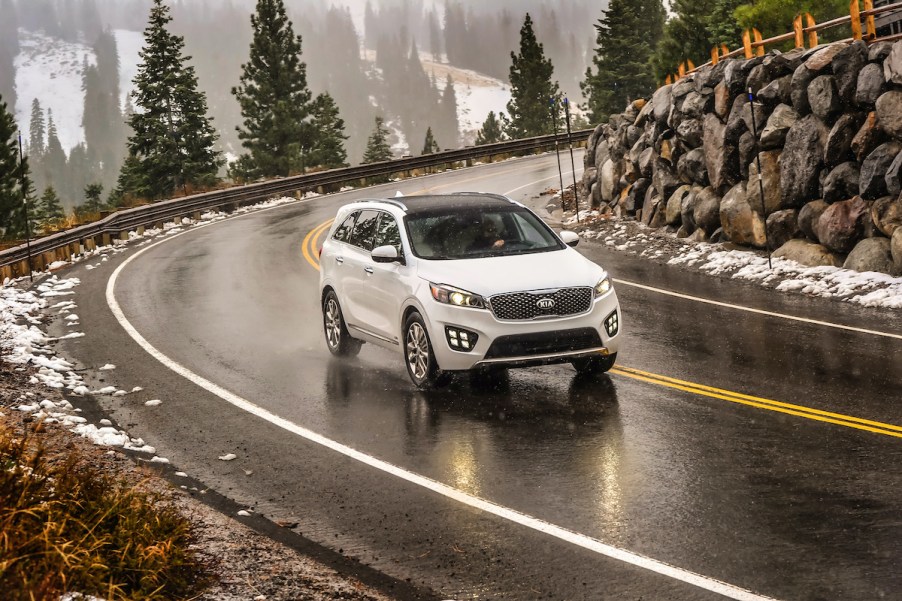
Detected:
left=421, top=290, right=622, bottom=372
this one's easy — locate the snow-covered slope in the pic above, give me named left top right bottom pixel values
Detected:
left=14, top=29, right=143, bottom=152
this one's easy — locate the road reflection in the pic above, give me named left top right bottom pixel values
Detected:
left=325, top=359, right=630, bottom=540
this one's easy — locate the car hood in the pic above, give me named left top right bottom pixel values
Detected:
left=415, top=248, right=605, bottom=297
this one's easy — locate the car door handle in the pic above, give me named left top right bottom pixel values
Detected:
left=364, top=267, right=374, bottom=275
left=335, top=257, right=344, bottom=264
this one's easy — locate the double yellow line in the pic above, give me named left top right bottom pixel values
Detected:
left=612, top=366, right=902, bottom=439
left=302, top=219, right=333, bottom=271
left=301, top=221, right=902, bottom=441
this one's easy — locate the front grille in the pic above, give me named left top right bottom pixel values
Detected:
left=483, top=328, right=602, bottom=359
left=489, top=287, right=593, bottom=320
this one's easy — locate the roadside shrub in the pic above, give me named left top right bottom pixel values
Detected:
left=0, top=423, right=208, bottom=600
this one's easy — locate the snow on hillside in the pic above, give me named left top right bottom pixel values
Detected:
left=14, top=29, right=143, bottom=153
left=428, top=56, right=510, bottom=145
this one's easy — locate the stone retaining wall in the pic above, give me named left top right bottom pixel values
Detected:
left=581, top=40, right=902, bottom=276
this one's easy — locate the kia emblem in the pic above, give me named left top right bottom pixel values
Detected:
left=536, top=298, right=555, bottom=310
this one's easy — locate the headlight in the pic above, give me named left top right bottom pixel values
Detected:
left=595, top=276, right=613, bottom=297
left=430, top=283, right=486, bottom=309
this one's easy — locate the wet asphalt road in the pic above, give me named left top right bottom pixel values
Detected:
left=55, top=153, right=902, bottom=600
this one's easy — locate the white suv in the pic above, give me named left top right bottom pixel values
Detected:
left=319, top=193, right=622, bottom=388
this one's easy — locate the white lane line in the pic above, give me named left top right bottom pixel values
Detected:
left=105, top=203, right=779, bottom=601
left=615, top=278, right=902, bottom=341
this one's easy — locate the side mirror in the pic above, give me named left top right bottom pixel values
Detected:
left=559, top=230, right=580, bottom=248
left=372, top=245, right=404, bottom=264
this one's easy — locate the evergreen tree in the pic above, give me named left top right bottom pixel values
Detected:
left=583, top=0, right=664, bottom=122
left=707, top=0, right=745, bottom=46
left=0, top=95, right=29, bottom=240
left=421, top=126, right=439, bottom=155
left=475, top=111, right=504, bottom=145
left=733, top=0, right=847, bottom=38
left=652, top=0, right=718, bottom=81
left=233, top=0, right=313, bottom=178
left=362, top=116, right=393, bottom=164
left=505, top=14, right=560, bottom=139
left=36, top=185, right=65, bottom=232
left=428, top=10, right=443, bottom=62
left=43, top=110, right=67, bottom=191
left=79, top=0, right=104, bottom=44
left=29, top=100, right=45, bottom=156
left=438, top=75, right=459, bottom=149
left=306, top=92, right=348, bottom=169
left=81, top=183, right=105, bottom=214
left=118, top=0, right=223, bottom=200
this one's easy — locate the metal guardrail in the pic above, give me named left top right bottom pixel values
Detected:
left=0, top=130, right=591, bottom=279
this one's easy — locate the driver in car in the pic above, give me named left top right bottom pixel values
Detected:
left=468, top=216, right=506, bottom=250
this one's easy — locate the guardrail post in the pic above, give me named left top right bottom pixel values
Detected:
left=805, top=13, right=818, bottom=47
left=753, top=29, right=765, bottom=56
left=864, top=0, right=876, bottom=40
left=1, top=264, right=11, bottom=282
left=101, top=233, right=112, bottom=247
left=743, top=29, right=753, bottom=58
left=794, top=15, right=805, bottom=48
left=851, top=0, right=863, bottom=40
left=16, top=259, right=29, bottom=277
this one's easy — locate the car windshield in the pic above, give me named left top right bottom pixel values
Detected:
left=405, top=207, right=565, bottom=260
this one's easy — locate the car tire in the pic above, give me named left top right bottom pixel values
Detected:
left=323, top=291, right=361, bottom=357
left=403, top=312, right=450, bottom=388
left=572, top=352, right=617, bottom=376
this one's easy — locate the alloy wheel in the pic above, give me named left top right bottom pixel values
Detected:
left=406, top=322, right=429, bottom=380
left=324, top=298, right=342, bottom=349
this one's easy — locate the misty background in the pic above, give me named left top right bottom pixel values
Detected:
left=0, top=0, right=608, bottom=211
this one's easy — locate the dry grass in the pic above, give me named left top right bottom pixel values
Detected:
left=0, top=423, right=208, bottom=600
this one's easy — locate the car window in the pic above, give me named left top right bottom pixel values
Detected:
left=332, top=211, right=358, bottom=243
left=348, top=210, right=380, bottom=251
left=405, top=207, right=564, bottom=260
left=375, top=213, right=402, bottom=253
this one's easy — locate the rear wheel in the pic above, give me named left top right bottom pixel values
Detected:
left=404, top=312, right=450, bottom=388
left=323, top=291, right=361, bottom=357
left=572, top=352, right=617, bottom=376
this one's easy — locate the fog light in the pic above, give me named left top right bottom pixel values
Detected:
left=604, top=310, right=619, bottom=337
left=445, top=326, right=479, bottom=352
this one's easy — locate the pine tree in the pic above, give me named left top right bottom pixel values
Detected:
left=475, top=111, right=504, bottom=145
left=505, top=14, right=560, bottom=139
left=233, top=0, right=313, bottom=178
left=29, top=100, right=45, bottom=157
left=36, top=185, right=65, bottom=233
left=652, top=0, right=718, bottom=81
left=306, top=93, right=348, bottom=170
left=362, top=116, right=393, bottom=164
left=118, top=0, right=223, bottom=200
left=44, top=110, right=67, bottom=191
left=421, top=126, right=439, bottom=155
left=81, top=183, right=105, bottom=215
left=583, top=0, right=665, bottom=122
left=0, top=95, right=29, bottom=240
left=439, top=75, right=459, bottom=149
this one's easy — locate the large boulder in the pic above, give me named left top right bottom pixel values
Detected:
left=652, top=156, right=681, bottom=199
left=871, top=195, right=902, bottom=237
left=739, top=131, right=757, bottom=180
left=833, top=41, right=868, bottom=103
left=666, top=185, right=692, bottom=225
left=594, top=139, right=611, bottom=173
left=703, top=113, right=739, bottom=191
left=870, top=41, right=894, bottom=63
left=893, top=228, right=902, bottom=271
left=808, top=76, right=841, bottom=122
left=806, top=43, right=848, bottom=72
left=638, top=147, right=656, bottom=178
left=681, top=186, right=700, bottom=232
left=681, top=91, right=712, bottom=119
left=641, top=190, right=663, bottom=226
left=875, top=90, right=902, bottom=140
left=856, top=63, right=886, bottom=108
left=714, top=82, right=731, bottom=119
left=758, top=75, right=793, bottom=106
left=760, top=104, right=798, bottom=150
left=726, top=95, right=750, bottom=140
left=799, top=200, right=830, bottom=241
left=780, top=114, right=828, bottom=208
left=767, top=209, right=800, bottom=250
left=851, top=112, right=883, bottom=161
left=883, top=41, right=902, bottom=85
left=600, top=159, right=618, bottom=203
left=773, top=239, right=843, bottom=267
left=653, top=85, right=673, bottom=127
left=677, top=147, right=708, bottom=186
left=624, top=178, right=649, bottom=213
left=720, top=182, right=767, bottom=247
left=582, top=167, right=598, bottom=190
left=824, top=114, right=861, bottom=166
left=816, top=195, right=870, bottom=253
left=693, top=187, right=722, bottom=234
left=859, top=142, right=902, bottom=199
left=823, top=162, right=861, bottom=204
left=790, top=64, right=815, bottom=114
left=676, top=117, right=704, bottom=148
left=843, top=237, right=899, bottom=275
left=747, top=150, right=783, bottom=214
left=886, top=153, right=902, bottom=197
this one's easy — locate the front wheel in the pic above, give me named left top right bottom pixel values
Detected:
left=323, top=291, right=361, bottom=357
left=572, top=352, right=617, bottom=376
left=404, top=312, right=450, bottom=388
